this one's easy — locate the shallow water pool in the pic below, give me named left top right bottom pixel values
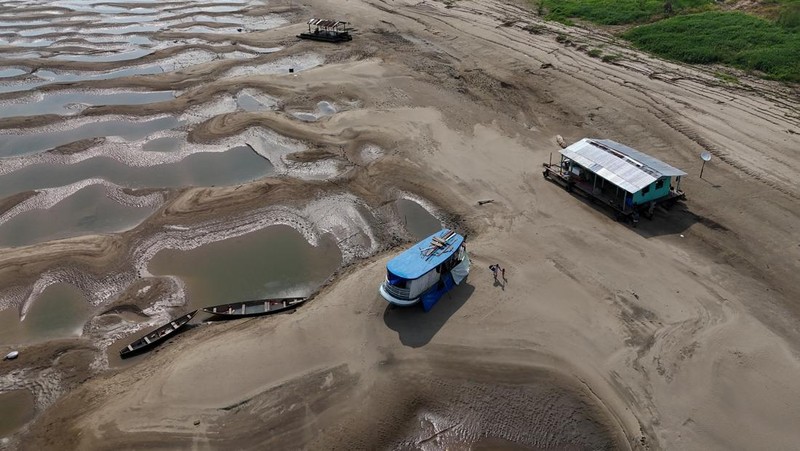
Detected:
left=149, top=225, right=342, bottom=310
left=0, top=283, right=90, bottom=345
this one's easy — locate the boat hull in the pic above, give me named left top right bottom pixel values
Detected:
left=297, top=32, right=352, bottom=42
left=379, top=284, right=420, bottom=306
left=203, top=297, right=306, bottom=318
left=119, top=310, right=197, bottom=358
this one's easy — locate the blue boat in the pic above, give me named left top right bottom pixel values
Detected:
left=379, top=229, right=470, bottom=311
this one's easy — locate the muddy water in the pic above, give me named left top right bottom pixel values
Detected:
left=51, top=48, right=153, bottom=62
left=0, top=389, right=35, bottom=439
left=0, top=66, right=166, bottom=94
left=0, top=38, right=54, bottom=47
left=395, top=199, right=441, bottom=240
left=148, top=225, right=342, bottom=310
left=0, top=90, right=174, bottom=119
left=0, top=184, right=158, bottom=248
left=0, top=146, right=274, bottom=199
left=141, top=135, right=183, bottom=152
left=0, top=68, right=26, bottom=78
left=0, top=283, right=89, bottom=345
left=0, top=116, right=180, bottom=156
left=236, top=91, right=277, bottom=112
left=35, top=65, right=165, bottom=83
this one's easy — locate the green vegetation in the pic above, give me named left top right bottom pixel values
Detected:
left=587, top=48, right=603, bottom=57
left=522, top=24, right=546, bottom=34
left=777, top=2, right=800, bottom=29
left=714, top=71, right=740, bottom=84
left=540, top=0, right=711, bottom=25
left=601, top=53, right=622, bottom=63
left=624, top=11, right=800, bottom=82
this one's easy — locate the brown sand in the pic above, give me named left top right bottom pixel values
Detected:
left=2, top=0, right=800, bottom=449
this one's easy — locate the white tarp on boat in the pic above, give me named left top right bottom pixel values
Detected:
left=451, top=253, right=470, bottom=285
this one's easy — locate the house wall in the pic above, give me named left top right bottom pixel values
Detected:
left=633, top=177, right=671, bottom=204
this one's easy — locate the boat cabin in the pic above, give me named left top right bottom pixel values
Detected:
left=298, top=18, right=352, bottom=43
left=380, top=229, right=470, bottom=311
left=543, top=138, right=687, bottom=223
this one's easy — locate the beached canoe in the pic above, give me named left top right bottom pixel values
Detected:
left=119, top=310, right=197, bottom=358
left=203, top=297, right=306, bottom=318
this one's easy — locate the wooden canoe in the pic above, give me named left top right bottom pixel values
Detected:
left=203, top=297, right=306, bottom=318
left=119, top=310, right=197, bottom=358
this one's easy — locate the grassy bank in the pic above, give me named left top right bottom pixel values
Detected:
left=540, top=0, right=711, bottom=25
left=623, top=11, right=800, bottom=82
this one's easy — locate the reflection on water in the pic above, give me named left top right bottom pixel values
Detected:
left=395, top=198, right=441, bottom=240
left=236, top=91, right=277, bottom=112
left=51, top=48, right=153, bottom=63
left=0, top=146, right=275, bottom=198
left=52, top=3, right=157, bottom=14
left=141, top=135, right=183, bottom=152
left=0, top=38, right=54, bottom=47
left=0, top=184, right=158, bottom=247
left=35, top=65, right=165, bottom=83
left=0, top=65, right=166, bottom=94
left=17, top=28, right=58, bottom=37
left=0, top=283, right=89, bottom=345
left=0, top=116, right=180, bottom=157
left=148, top=225, right=342, bottom=310
left=0, top=90, right=174, bottom=119
left=0, top=389, right=35, bottom=438
left=0, top=20, right=51, bottom=27
left=98, top=15, right=160, bottom=24
left=0, top=68, right=26, bottom=78
left=90, top=24, right=161, bottom=34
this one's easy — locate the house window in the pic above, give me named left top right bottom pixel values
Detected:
left=655, top=179, right=665, bottom=190
left=641, top=185, right=650, bottom=195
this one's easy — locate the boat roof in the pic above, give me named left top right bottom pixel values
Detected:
left=386, top=229, right=464, bottom=280
left=560, top=138, right=687, bottom=193
left=307, top=18, right=348, bottom=28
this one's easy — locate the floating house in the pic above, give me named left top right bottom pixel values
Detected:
left=379, top=229, right=470, bottom=311
left=298, top=18, right=352, bottom=43
left=542, top=138, right=686, bottom=224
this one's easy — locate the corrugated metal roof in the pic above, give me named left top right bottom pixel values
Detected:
left=593, top=139, right=687, bottom=177
left=307, top=18, right=347, bottom=28
left=559, top=138, right=685, bottom=193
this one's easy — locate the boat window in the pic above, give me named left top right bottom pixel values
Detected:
left=655, top=179, right=665, bottom=189
left=642, top=185, right=650, bottom=195
left=387, top=271, right=407, bottom=288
